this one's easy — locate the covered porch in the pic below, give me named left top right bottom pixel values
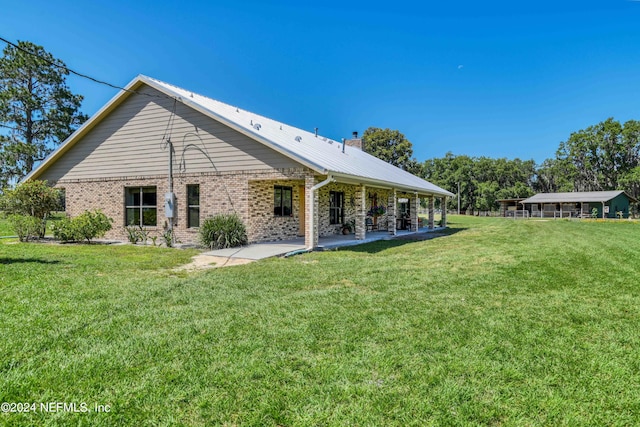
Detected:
left=303, top=173, right=450, bottom=250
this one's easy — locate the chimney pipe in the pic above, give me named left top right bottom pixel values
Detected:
left=352, top=131, right=358, bottom=139
left=342, top=138, right=346, bottom=153
left=314, top=127, right=318, bottom=137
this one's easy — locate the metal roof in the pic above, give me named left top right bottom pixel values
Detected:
left=26, top=75, right=453, bottom=197
left=521, top=191, right=636, bottom=204
left=140, top=76, right=453, bottom=197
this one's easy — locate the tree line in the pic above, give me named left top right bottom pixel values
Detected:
left=363, top=119, right=640, bottom=214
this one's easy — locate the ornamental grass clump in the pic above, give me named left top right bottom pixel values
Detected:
left=199, top=213, right=248, bottom=249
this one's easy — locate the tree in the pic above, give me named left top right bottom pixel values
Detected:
left=422, top=153, right=537, bottom=214
left=362, top=127, right=418, bottom=171
left=533, top=158, right=575, bottom=193
left=0, top=179, right=61, bottom=237
left=619, top=166, right=640, bottom=216
left=554, top=118, right=640, bottom=192
left=0, top=40, right=87, bottom=188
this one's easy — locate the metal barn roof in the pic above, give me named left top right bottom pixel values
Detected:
left=521, top=191, right=636, bottom=204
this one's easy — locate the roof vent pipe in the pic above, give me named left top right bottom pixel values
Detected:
left=314, top=128, right=318, bottom=137
left=342, top=138, right=346, bottom=153
left=353, top=131, right=358, bottom=138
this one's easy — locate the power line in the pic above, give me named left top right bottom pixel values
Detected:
left=0, top=35, right=173, bottom=101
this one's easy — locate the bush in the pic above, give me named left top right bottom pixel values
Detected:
left=7, top=214, right=42, bottom=242
left=52, top=217, right=79, bottom=243
left=0, top=180, right=61, bottom=237
left=52, top=210, right=113, bottom=243
left=199, top=214, right=248, bottom=249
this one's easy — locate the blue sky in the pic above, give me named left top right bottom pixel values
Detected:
left=2, top=0, right=639, bottom=164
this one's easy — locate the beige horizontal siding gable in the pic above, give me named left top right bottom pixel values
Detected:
left=37, top=85, right=302, bottom=183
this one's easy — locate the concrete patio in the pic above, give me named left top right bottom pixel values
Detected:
left=202, top=227, right=447, bottom=260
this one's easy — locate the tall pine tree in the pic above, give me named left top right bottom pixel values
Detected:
left=0, top=40, right=87, bottom=188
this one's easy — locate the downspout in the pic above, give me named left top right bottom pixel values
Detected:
left=308, top=174, right=335, bottom=250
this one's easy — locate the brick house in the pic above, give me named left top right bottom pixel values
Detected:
left=25, top=75, right=454, bottom=248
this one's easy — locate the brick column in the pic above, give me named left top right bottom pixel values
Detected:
left=428, top=196, right=435, bottom=229
left=305, top=174, right=318, bottom=248
left=387, top=190, right=397, bottom=235
left=410, top=193, right=419, bottom=232
left=355, top=184, right=366, bottom=240
left=441, top=197, right=447, bottom=227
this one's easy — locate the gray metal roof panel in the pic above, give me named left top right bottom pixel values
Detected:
left=521, top=191, right=630, bottom=204
left=142, top=76, right=454, bottom=197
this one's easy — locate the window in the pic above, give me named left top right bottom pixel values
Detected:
left=399, top=200, right=410, bottom=218
left=330, top=191, right=344, bottom=225
left=57, top=188, right=66, bottom=212
left=274, top=186, right=292, bottom=217
left=125, top=187, right=157, bottom=226
left=187, top=184, right=200, bottom=228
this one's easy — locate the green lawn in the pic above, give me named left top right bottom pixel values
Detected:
left=1, top=217, right=640, bottom=426
left=0, top=213, right=65, bottom=238
left=0, top=215, right=14, bottom=237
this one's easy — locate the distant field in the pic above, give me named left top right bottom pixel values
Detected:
left=1, top=216, right=640, bottom=426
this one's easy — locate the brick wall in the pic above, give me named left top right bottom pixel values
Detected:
left=56, top=168, right=309, bottom=244
left=54, top=170, right=400, bottom=245
left=248, top=179, right=304, bottom=241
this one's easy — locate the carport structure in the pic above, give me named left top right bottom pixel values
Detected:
left=520, top=191, right=636, bottom=219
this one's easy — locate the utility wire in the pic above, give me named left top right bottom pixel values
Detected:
left=0, top=35, right=174, bottom=101
left=1, top=35, right=242, bottom=217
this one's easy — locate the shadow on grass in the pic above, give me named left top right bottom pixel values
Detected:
left=338, top=226, right=466, bottom=254
left=0, top=258, right=61, bottom=265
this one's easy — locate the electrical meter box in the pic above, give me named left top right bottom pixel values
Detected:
left=164, top=192, right=176, bottom=218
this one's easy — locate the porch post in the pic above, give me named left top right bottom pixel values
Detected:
left=428, top=195, right=435, bottom=229
left=441, top=197, right=448, bottom=227
left=388, top=189, right=397, bottom=235
left=304, top=174, right=318, bottom=249
left=410, top=192, right=419, bottom=232
left=355, top=184, right=366, bottom=240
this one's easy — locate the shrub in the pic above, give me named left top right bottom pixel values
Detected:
left=161, top=221, right=180, bottom=248
left=52, top=210, right=113, bottom=243
left=74, top=210, right=113, bottom=243
left=199, top=214, right=248, bottom=249
left=125, top=225, right=142, bottom=244
left=0, top=180, right=61, bottom=237
left=52, top=217, right=79, bottom=243
left=7, top=214, right=42, bottom=242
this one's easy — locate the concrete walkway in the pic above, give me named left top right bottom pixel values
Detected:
left=201, top=227, right=446, bottom=260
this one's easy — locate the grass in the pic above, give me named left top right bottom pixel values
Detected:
left=0, top=212, right=65, bottom=238
left=1, top=216, right=640, bottom=426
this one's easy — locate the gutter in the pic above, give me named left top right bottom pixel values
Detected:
left=307, top=174, right=335, bottom=250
